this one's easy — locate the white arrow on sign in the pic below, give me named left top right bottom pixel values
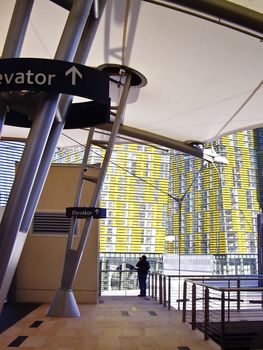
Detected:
left=94, top=209, right=100, bottom=215
left=65, top=65, right=82, bottom=85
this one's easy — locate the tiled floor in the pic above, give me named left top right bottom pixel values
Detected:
left=0, top=296, right=220, bottom=349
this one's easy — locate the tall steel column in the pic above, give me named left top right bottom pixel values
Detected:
left=21, top=0, right=107, bottom=234
left=47, top=71, right=133, bottom=317
left=0, top=0, right=94, bottom=313
left=0, top=0, right=34, bottom=136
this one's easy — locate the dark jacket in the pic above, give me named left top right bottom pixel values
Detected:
left=136, top=258, right=150, bottom=274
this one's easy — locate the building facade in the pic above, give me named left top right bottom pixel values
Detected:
left=166, top=129, right=262, bottom=274
left=53, top=143, right=170, bottom=271
left=1, top=128, right=262, bottom=274
left=0, top=141, right=25, bottom=206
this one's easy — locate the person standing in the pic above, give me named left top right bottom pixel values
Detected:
left=136, top=255, right=150, bottom=297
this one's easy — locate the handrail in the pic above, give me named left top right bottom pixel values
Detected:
left=184, top=284, right=263, bottom=293
left=99, top=270, right=263, bottom=349
left=183, top=275, right=263, bottom=349
left=184, top=276, right=263, bottom=292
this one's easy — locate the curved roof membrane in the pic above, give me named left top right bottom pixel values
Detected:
left=1, top=0, right=263, bottom=149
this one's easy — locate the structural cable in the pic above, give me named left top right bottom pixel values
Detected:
left=213, top=79, right=263, bottom=141
left=212, top=160, right=253, bottom=232
left=59, top=130, right=205, bottom=204
left=61, top=130, right=252, bottom=238
left=56, top=133, right=254, bottom=253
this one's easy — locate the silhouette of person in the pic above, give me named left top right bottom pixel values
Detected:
left=136, top=255, right=150, bottom=297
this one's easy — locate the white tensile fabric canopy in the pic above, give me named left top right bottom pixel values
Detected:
left=1, top=0, right=263, bottom=150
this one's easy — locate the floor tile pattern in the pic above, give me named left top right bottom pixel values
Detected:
left=1, top=296, right=220, bottom=349
left=29, top=321, right=43, bottom=329
left=8, top=335, right=28, bottom=347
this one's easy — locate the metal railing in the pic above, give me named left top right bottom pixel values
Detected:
left=100, top=269, right=191, bottom=307
left=182, top=276, right=263, bottom=349
left=100, top=269, right=218, bottom=309
left=100, top=269, right=141, bottom=296
left=100, top=269, right=171, bottom=298
left=149, top=272, right=219, bottom=310
left=99, top=269, right=183, bottom=302
left=99, top=269, right=263, bottom=348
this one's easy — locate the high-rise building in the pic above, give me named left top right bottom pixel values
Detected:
left=49, top=142, right=170, bottom=270
left=0, top=129, right=262, bottom=274
left=98, top=143, right=170, bottom=254
left=166, top=129, right=261, bottom=274
left=0, top=141, right=25, bottom=206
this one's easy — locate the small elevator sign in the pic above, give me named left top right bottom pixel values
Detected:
left=66, top=207, right=107, bottom=219
left=0, top=58, right=109, bottom=102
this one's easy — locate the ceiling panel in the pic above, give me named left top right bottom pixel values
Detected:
left=1, top=0, right=263, bottom=149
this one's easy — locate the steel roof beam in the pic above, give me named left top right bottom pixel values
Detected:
left=53, top=1, right=263, bottom=35
left=96, top=123, right=204, bottom=159
left=166, top=0, right=263, bottom=34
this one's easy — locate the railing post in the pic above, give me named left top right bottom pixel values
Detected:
left=221, top=290, right=225, bottom=349
left=159, top=274, right=163, bottom=304
left=124, top=270, right=127, bottom=296
left=192, top=283, right=196, bottom=330
left=182, top=280, right=187, bottom=322
left=99, top=261, right=102, bottom=296
left=204, top=287, right=209, bottom=340
left=163, top=276, right=167, bottom=307
left=237, top=279, right=240, bottom=310
left=227, top=279, right=230, bottom=322
left=168, top=276, right=171, bottom=310
left=154, top=273, right=157, bottom=300
left=147, top=273, right=150, bottom=297
left=151, top=273, right=154, bottom=298
left=119, top=265, right=122, bottom=290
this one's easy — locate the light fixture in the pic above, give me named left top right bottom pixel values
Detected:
left=203, top=147, right=228, bottom=165
left=165, top=234, right=176, bottom=242
left=97, top=64, right=147, bottom=104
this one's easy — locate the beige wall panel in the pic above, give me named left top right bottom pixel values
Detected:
left=16, top=164, right=100, bottom=304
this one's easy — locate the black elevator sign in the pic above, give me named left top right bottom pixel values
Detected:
left=66, top=207, right=107, bottom=219
left=0, top=58, right=109, bottom=103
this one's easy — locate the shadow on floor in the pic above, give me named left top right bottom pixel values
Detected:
left=0, top=302, right=41, bottom=333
